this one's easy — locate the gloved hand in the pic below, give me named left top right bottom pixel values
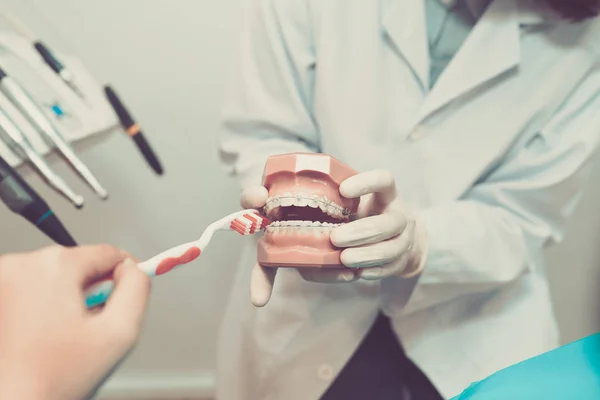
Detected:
left=241, top=169, right=428, bottom=307
left=307, top=169, right=428, bottom=283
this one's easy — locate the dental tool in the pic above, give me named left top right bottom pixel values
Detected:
left=0, top=153, right=77, bottom=246
left=0, top=7, right=88, bottom=104
left=33, top=41, right=88, bottom=105
left=84, top=209, right=271, bottom=308
left=104, top=85, right=163, bottom=175
left=0, top=106, right=84, bottom=208
left=0, top=67, right=108, bottom=199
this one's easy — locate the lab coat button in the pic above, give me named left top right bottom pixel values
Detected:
left=318, top=364, right=334, bottom=381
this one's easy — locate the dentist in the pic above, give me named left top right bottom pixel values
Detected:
left=217, top=0, right=600, bottom=399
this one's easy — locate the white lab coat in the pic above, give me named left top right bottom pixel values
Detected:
left=216, top=0, right=600, bottom=398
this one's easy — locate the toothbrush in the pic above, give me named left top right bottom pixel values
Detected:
left=84, top=209, right=270, bottom=308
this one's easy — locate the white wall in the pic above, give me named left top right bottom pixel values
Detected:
left=1, top=0, right=600, bottom=398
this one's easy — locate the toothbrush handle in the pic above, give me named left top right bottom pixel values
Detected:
left=83, top=242, right=205, bottom=308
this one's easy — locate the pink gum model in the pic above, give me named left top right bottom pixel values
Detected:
left=258, top=153, right=360, bottom=268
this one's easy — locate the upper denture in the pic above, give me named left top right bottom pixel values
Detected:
left=257, top=153, right=360, bottom=268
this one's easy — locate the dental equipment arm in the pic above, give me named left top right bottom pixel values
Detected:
left=402, top=65, right=600, bottom=315
left=218, top=0, right=319, bottom=188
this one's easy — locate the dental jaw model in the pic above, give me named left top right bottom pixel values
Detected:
left=258, top=153, right=359, bottom=268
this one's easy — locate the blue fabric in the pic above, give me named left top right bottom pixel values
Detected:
left=451, top=333, right=600, bottom=399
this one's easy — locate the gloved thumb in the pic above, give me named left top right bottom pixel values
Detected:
left=241, top=186, right=268, bottom=209
left=250, top=262, right=277, bottom=307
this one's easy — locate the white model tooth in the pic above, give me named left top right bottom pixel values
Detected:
left=326, top=204, right=337, bottom=216
left=319, top=197, right=329, bottom=211
left=306, top=195, right=319, bottom=208
left=293, top=193, right=309, bottom=207
left=264, top=202, right=273, bottom=213
left=280, top=193, right=295, bottom=207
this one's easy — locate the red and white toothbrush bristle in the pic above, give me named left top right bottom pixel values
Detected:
left=230, top=211, right=271, bottom=235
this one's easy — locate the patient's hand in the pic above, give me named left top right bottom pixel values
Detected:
left=0, top=244, right=151, bottom=400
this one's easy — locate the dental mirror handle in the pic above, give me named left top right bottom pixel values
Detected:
left=0, top=107, right=84, bottom=208
left=0, top=68, right=108, bottom=199
left=22, top=144, right=84, bottom=208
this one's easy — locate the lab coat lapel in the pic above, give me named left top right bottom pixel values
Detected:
left=382, top=0, right=430, bottom=90
left=418, top=0, right=521, bottom=120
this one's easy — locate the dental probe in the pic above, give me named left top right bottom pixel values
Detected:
left=0, top=106, right=84, bottom=208
left=0, top=7, right=88, bottom=104
left=34, top=41, right=89, bottom=105
left=0, top=67, right=108, bottom=199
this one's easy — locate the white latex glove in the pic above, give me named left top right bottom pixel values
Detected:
left=241, top=169, right=427, bottom=306
left=331, top=169, right=427, bottom=281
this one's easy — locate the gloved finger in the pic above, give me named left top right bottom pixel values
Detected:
left=340, top=230, right=412, bottom=269
left=331, top=212, right=407, bottom=248
left=358, top=253, right=410, bottom=280
left=240, top=186, right=268, bottom=209
left=297, top=268, right=358, bottom=283
left=250, top=262, right=277, bottom=307
left=339, top=169, right=397, bottom=206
